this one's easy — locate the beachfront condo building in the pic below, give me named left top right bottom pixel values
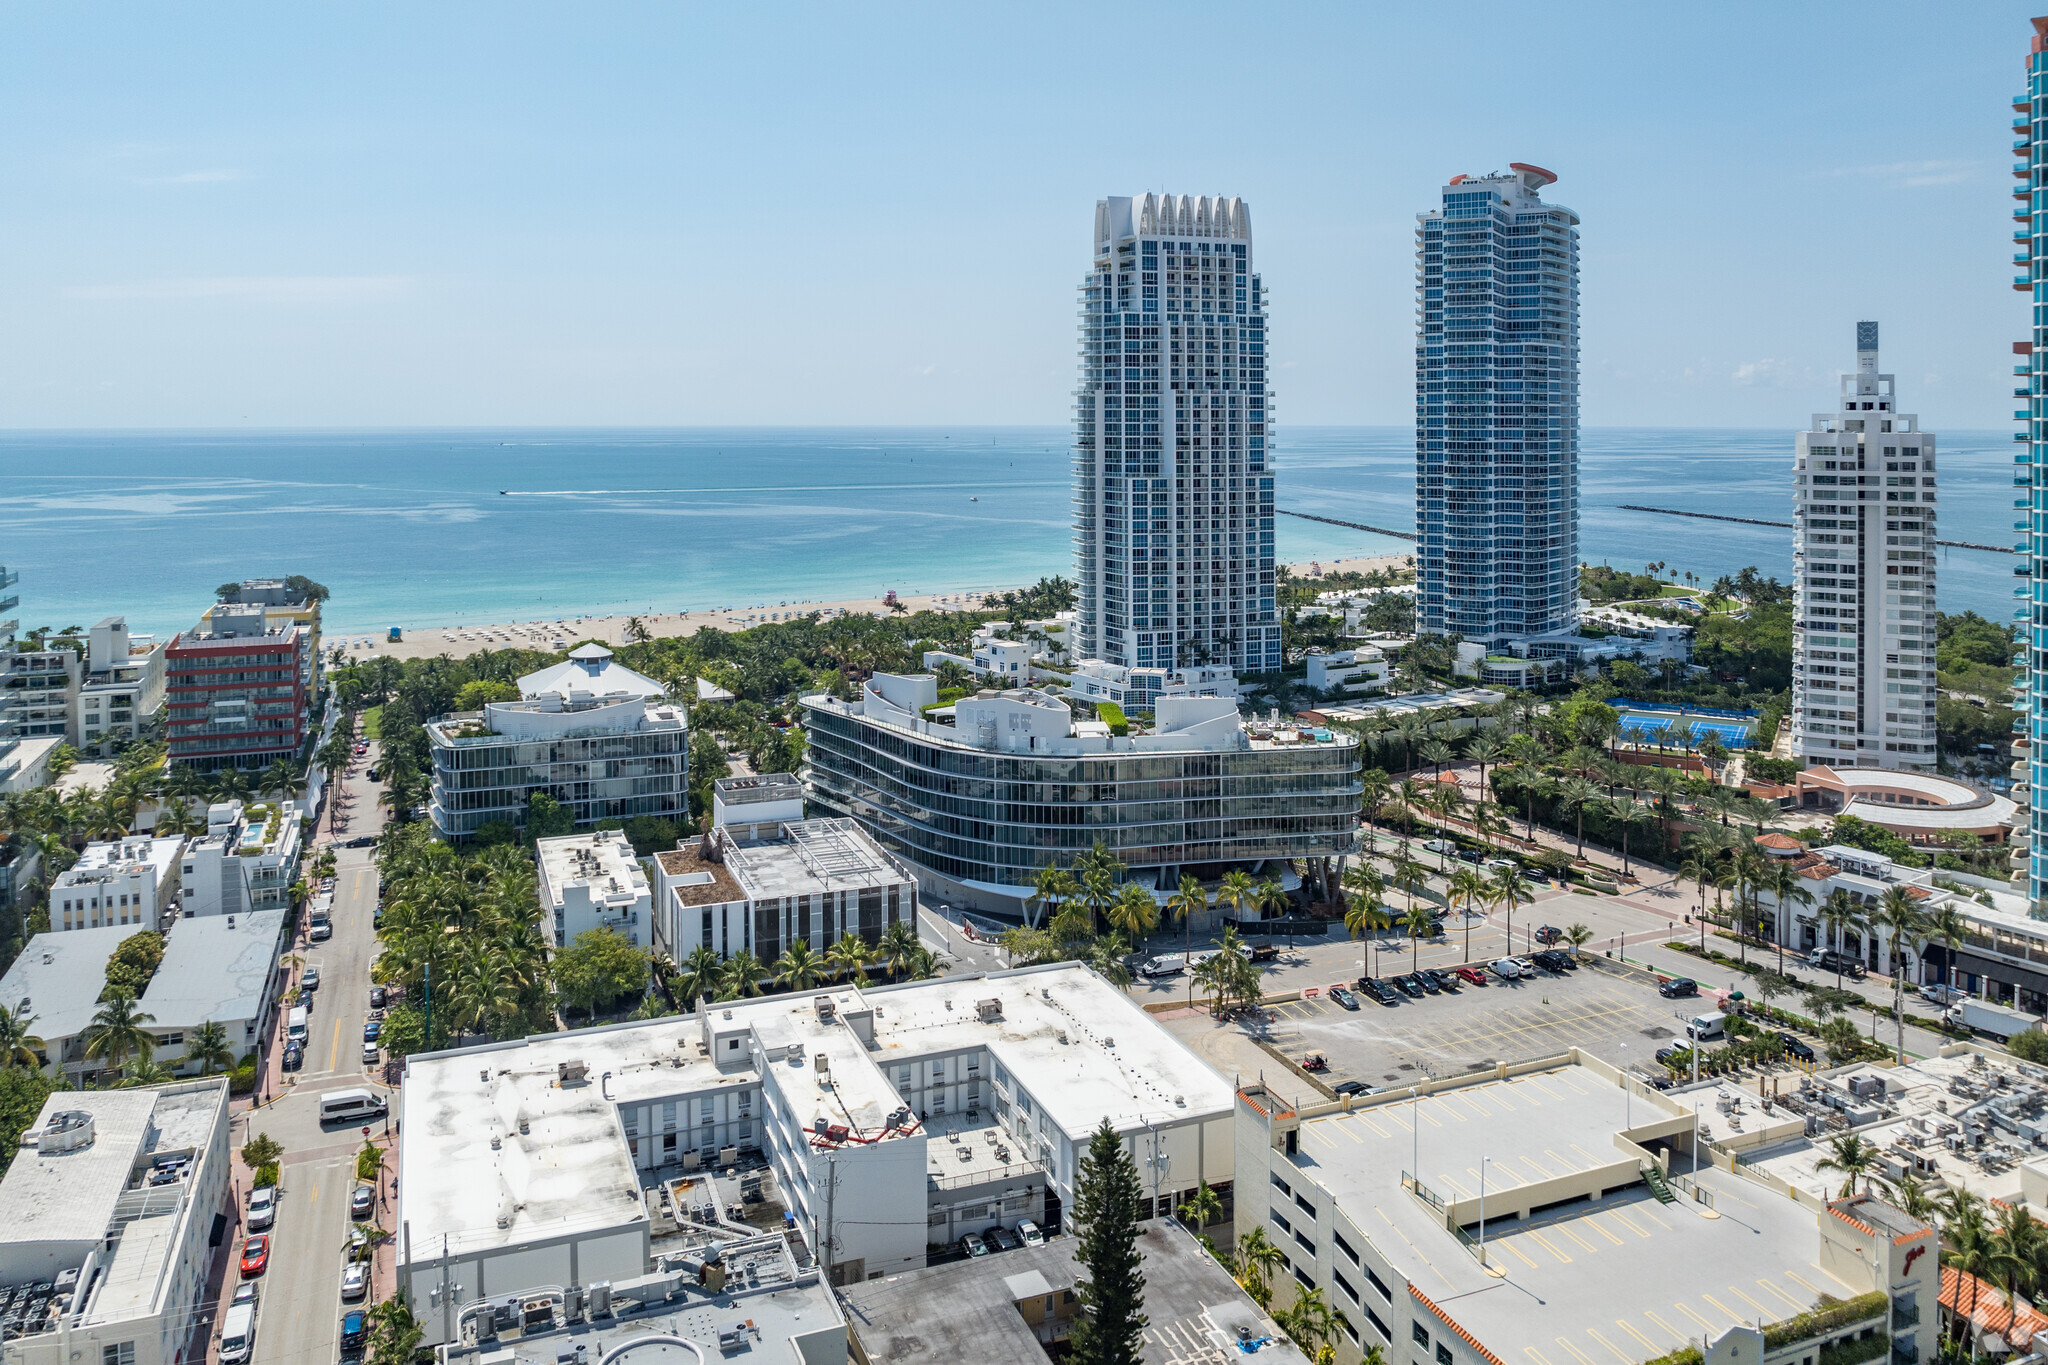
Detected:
left=1072, top=194, right=1278, bottom=678
left=1788, top=323, right=1938, bottom=772
left=799, top=672, right=1359, bottom=917
left=425, top=643, right=687, bottom=841
left=2019, top=19, right=2048, bottom=908
left=164, top=604, right=310, bottom=773
left=1415, top=165, right=1581, bottom=647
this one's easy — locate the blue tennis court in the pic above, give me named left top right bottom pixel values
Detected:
left=1615, top=712, right=1756, bottom=749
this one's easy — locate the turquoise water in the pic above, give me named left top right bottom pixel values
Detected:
left=0, top=426, right=2018, bottom=639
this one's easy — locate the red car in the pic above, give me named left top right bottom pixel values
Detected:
left=240, top=1235, right=270, bottom=1278
left=1453, top=966, right=1489, bottom=987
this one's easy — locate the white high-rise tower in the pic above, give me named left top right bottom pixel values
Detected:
left=1073, top=194, right=1278, bottom=676
left=1790, top=322, right=1939, bottom=771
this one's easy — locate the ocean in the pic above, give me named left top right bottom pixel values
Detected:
left=0, top=426, right=2018, bottom=640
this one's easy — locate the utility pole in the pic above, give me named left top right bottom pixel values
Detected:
left=440, top=1233, right=452, bottom=1346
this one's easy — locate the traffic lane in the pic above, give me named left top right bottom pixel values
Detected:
left=250, top=1147, right=356, bottom=1365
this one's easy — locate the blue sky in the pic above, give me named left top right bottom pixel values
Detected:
left=1, top=2, right=2041, bottom=429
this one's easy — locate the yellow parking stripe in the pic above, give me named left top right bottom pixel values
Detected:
left=1524, top=1349, right=1554, bottom=1365
left=1527, top=1229, right=1572, bottom=1264
left=1500, top=1238, right=1539, bottom=1269
left=1553, top=1337, right=1600, bottom=1365
left=1307, top=1126, right=1337, bottom=1149
left=1674, top=1303, right=1719, bottom=1335
left=1337, top=1123, right=1363, bottom=1143
left=1558, top=1224, right=1600, bottom=1255
left=1585, top=1329, right=1635, bottom=1365
left=1757, top=1279, right=1809, bottom=1315
left=1603, top=1209, right=1650, bottom=1239
left=1643, top=1312, right=1685, bottom=1344
left=1584, top=1215, right=1624, bottom=1246
left=1699, top=1294, right=1744, bottom=1327
left=1725, top=1285, right=1772, bottom=1318
left=1614, top=1320, right=1662, bottom=1355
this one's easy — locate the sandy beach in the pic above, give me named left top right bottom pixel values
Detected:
left=332, top=551, right=1412, bottom=663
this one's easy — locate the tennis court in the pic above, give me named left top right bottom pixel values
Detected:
left=1614, top=709, right=1756, bottom=750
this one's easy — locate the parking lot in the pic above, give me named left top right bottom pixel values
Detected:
left=1174, top=958, right=1713, bottom=1094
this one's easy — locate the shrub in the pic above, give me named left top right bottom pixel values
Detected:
left=1096, top=701, right=1129, bottom=736
left=102, top=930, right=166, bottom=1001
left=252, top=1162, right=279, bottom=1189
left=2010, top=1029, right=2048, bottom=1064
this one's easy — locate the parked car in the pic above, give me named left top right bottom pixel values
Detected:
left=1533, top=925, right=1562, bottom=945
left=1484, top=858, right=1518, bottom=874
left=1779, top=1032, right=1816, bottom=1062
left=1454, top=966, right=1488, bottom=987
left=1458, top=847, right=1484, bottom=864
left=989, top=1227, right=1022, bottom=1252
left=361, top=1042, right=380, bottom=1069
left=248, top=1185, right=277, bottom=1232
left=1423, top=968, right=1458, bottom=991
left=1139, top=957, right=1185, bottom=979
left=1332, top=1080, right=1371, bottom=1097
left=1248, top=944, right=1280, bottom=963
left=1422, top=838, right=1457, bottom=856
left=240, top=1235, right=270, bottom=1278
left=1412, top=971, right=1441, bottom=995
left=310, top=921, right=332, bottom=942
left=1392, top=975, right=1421, bottom=998
left=1017, top=1220, right=1045, bottom=1247
left=370, top=986, right=388, bottom=1009
left=363, top=1020, right=382, bottom=1042
left=961, top=1233, right=988, bottom=1258
left=1659, top=977, right=1699, bottom=999
left=232, top=1282, right=258, bottom=1310
left=301, top=967, right=321, bottom=991
left=282, top=1044, right=304, bottom=1072
left=1488, top=959, right=1523, bottom=981
left=341, top=1263, right=368, bottom=1302
left=1530, top=951, right=1569, bottom=973
left=1329, top=986, right=1358, bottom=1011
left=1919, top=984, right=1964, bottom=1006
left=340, top=1309, right=368, bottom=1357
left=1655, top=1044, right=1691, bottom=1066
left=1358, top=977, right=1401, bottom=1005
left=1509, top=957, right=1537, bottom=976
left=351, top=1185, right=375, bottom=1219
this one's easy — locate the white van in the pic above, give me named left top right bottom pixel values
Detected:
left=1686, top=1011, right=1727, bottom=1042
left=219, top=1301, right=256, bottom=1365
left=286, top=1007, right=308, bottom=1044
left=319, top=1089, right=387, bottom=1125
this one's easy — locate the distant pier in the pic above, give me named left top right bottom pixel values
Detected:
left=1617, top=504, right=2006, bottom=554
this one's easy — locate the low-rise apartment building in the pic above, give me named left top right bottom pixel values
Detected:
left=650, top=813, right=917, bottom=962
left=802, top=674, right=1358, bottom=916
left=396, top=963, right=1233, bottom=1344
left=1, top=644, right=80, bottom=743
left=1060, top=659, right=1241, bottom=711
left=178, top=799, right=302, bottom=919
left=1232, top=1054, right=1939, bottom=1365
left=164, top=605, right=309, bottom=772
left=1304, top=647, right=1390, bottom=697
left=49, top=836, right=184, bottom=932
left=0, top=911, right=287, bottom=1081
left=427, top=644, right=687, bottom=841
left=0, top=1081, right=232, bottom=1365
left=535, top=830, right=650, bottom=948
left=212, top=578, right=323, bottom=698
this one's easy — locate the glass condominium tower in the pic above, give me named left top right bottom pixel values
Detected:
left=1788, top=323, right=1938, bottom=772
left=1415, top=165, right=1581, bottom=646
left=1073, top=194, right=1279, bottom=675
left=2021, top=18, right=2048, bottom=909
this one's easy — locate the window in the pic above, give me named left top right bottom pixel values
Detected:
left=1269, top=1172, right=1291, bottom=1197
left=1294, top=1192, right=1315, bottom=1218
left=104, top=1344, right=135, bottom=1365
left=1438, top=1346, right=1454, bottom=1365
left=1270, top=1209, right=1291, bottom=1234
left=1332, top=1228, right=1359, bottom=1263
left=1333, top=1269, right=1359, bottom=1303
left=1414, top=1322, right=1432, bottom=1349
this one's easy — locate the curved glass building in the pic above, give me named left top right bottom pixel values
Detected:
left=800, top=674, right=1360, bottom=915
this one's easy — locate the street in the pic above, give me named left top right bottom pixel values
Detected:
left=226, top=738, right=393, bottom=1365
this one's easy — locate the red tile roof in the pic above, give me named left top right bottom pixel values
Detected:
left=1942, top=1266, right=2048, bottom=1347
left=1755, top=833, right=1804, bottom=851
left=1409, top=1285, right=1506, bottom=1365
left=1797, top=862, right=1841, bottom=881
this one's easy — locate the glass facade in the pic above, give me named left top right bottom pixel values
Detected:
left=428, top=722, right=687, bottom=840
left=799, top=695, right=1360, bottom=889
left=1415, top=166, right=1581, bottom=646
left=1074, top=193, right=1278, bottom=676
left=2023, top=22, right=2048, bottom=911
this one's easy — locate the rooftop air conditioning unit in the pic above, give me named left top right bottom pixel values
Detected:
left=558, top=1060, right=589, bottom=1085
left=814, top=995, right=835, bottom=1021
left=975, top=999, right=1002, bottom=1021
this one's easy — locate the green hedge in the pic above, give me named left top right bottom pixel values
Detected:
left=1764, top=1294, right=1887, bottom=1349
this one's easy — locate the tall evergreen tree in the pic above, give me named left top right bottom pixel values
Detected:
left=1070, top=1117, right=1148, bottom=1365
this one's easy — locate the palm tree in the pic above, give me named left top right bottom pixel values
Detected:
left=717, top=950, right=767, bottom=1000
left=82, top=993, right=157, bottom=1074
left=1107, top=884, right=1161, bottom=944
left=1489, top=863, right=1531, bottom=953
left=1563, top=922, right=1594, bottom=957
left=181, top=1020, right=235, bottom=1076
left=1418, top=738, right=1453, bottom=780
left=1871, top=885, right=1931, bottom=1065
left=1079, top=870, right=1118, bottom=936
left=1759, top=858, right=1814, bottom=974
left=903, top=945, right=947, bottom=981
left=1233, top=1226, right=1283, bottom=1308
left=1272, top=1285, right=1339, bottom=1360
left=825, top=936, right=874, bottom=987
left=1358, top=770, right=1392, bottom=854
left=1554, top=777, right=1599, bottom=858
left=1217, top=869, right=1257, bottom=927
left=1028, top=864, right=1073, bottom=931
left=675, top=946, right=723, bottom=1010
left=1344, top=891, right=1392, bottom=978
left=1165, top=875, right=1209, bottom=965
left=1945, top=1190, right=1996, bottom=1348
left=1883, top=1172, right=1938, bottom=1224
left=1677, top=849, right=1716, bottom=923
left=1389, top=854, right=1429, bottom=917
left=120, top=1057, right=177, bottom=1088
left=877, top=920, right=920, bottom=981
left=1402, top=903, right=1435, bottom=962
left=1990, top=1195, right=2047, bottom=1308
left=1818, top=889, right=1867, bottom=986
left=1610, top=796, right=1653, bottom=877
left=1463, top=731, right=1502, bottom=802
left=1926, top=903, right=1968, bottom=994
left=1177, top=1180, right=1223, bottom=1232
left=1814, top=1133, right=1877, bottom=1198
left=0, top=1005, right=45, bottom=1070
left=1447, top=867, right=1487, bottom=963
left=1086, top=933, right=1134, bottom=988
left=774, top=941, right=825, bottom=991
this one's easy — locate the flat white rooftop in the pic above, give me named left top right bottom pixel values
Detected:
left=1290, top=1063, right=1858, bottom=1362
left=0, top=1084, right=222, bottom=1257
left=722, top=819, right=915, bottom=903
left=536, top=832, right=646, bottom=909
